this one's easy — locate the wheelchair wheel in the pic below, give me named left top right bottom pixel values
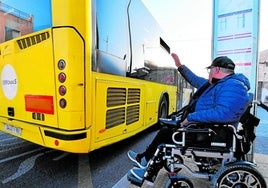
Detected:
left=166, top=175, right=194, bottom=188
left=163, top=154, right=183, bottom=173
left=212, top=164, right=267, bottom=188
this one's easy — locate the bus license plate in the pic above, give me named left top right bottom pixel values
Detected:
left=4, top=124, right=22, bottom=135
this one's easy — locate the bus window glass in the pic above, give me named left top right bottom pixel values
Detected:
left=127, top=0, right=177, bottom=86
left=96, top=0, right=129, bottom=59
left=95, top=0, right=129, bottom=76
left=0, top=1, right=52, bottom=42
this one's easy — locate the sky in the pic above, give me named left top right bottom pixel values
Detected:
left=1, top=0, right=51, bottom=30
left=143, top=0, right=268, bottom=77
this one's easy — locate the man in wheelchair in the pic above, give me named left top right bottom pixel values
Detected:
left=127, top=53, right=253, bottom=186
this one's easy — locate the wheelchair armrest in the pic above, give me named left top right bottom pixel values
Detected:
left=159, top=117, right=180, bottom=126
left=185, top=123, right=237, bottom=132
left=185, top=128, right=216, bottom=134
left=172, top=131, right=184, bottom=145
left=171, top=123, right=238, bottom=146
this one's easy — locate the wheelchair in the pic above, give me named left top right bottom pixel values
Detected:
left=128, top=102, right=267, bottom=188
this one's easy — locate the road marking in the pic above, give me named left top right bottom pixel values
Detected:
left=78, top=154, right=93, bottom=188
left=0, top=148, right=45, bottom=164
left=2, top=153, right=44, bottom=184
left=53, top=152, right=70, bottom=161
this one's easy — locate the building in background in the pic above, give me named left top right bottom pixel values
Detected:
left=0, top=1, right=33, bottom=42
left=258, top=49, right=268, bottom=103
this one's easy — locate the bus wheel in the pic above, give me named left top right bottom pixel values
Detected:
left=158, top=96, right=168, bottom=119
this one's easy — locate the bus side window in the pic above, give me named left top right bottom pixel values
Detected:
left=95, top=0, right=130, bottom=76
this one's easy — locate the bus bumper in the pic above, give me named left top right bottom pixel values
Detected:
left=0, top=117, right=91, bottom=153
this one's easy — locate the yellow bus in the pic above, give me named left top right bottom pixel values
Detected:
left=0, top=0, right=178, bottom=153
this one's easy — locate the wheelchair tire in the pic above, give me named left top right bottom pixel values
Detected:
left=163, top=154, right=183, bottom=173
left=165, top=175, right=194, bottom=188
left=212, top=164, right=267, bottom=188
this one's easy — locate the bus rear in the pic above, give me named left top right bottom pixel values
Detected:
left=0, top=1, right=89, bottom=152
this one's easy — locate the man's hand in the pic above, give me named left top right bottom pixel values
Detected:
left=180, top=118, right=188, bottom=126
left=171, top=53, right=182, bottom=67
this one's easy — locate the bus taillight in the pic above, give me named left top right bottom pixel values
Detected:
left=59, top=85, right=66, bottom=96
left=58, top=72, right=66, bottom=83
left=59, top=98, right=67, bottom=108
left=57, top=59, right=67, bottom=108
left=58, top=59, right=66, bottom=70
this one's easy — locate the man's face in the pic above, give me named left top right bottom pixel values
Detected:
left=208, top=66, right=219, bottom=83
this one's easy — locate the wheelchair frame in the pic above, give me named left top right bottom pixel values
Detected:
left=129, top=122, right=267, bottom=188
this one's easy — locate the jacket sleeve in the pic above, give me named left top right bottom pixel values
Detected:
left=178, top=65, right=208, bottom=89
left=187, top=79, right=250, bottom=124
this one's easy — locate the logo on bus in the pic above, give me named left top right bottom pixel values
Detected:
left=1, top=64, right=18, bottom=99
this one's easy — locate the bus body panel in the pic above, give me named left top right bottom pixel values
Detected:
left=0, top=30, right=58, bottom=127
left=90, top=72, right=177, bottom=151
left=0, top=117, right=45, bottom=146
left=0, top=27, right=85, bottom=129
left=51, top=0, right=86, bottom=36
left=52, top=27, right=85, bottom=130
left=93, top=74, right=146, bottom=142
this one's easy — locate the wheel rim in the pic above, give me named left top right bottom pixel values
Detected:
left=218, top=170, right=262, bottom=188
left=165, top=154, right=183, bottom=172
left=171, top=180, right=192, bottom=188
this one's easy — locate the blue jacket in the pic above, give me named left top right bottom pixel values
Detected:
left=179, top=65, right=251, bottom=125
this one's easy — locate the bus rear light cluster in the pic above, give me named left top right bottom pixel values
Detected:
left=58, top=59, right=67, bottom=108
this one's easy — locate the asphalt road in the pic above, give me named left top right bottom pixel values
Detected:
left=0, top=126, right=159, bottom=188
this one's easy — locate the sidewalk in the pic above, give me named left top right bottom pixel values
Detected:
left=123, top=153, right=268, bottom=188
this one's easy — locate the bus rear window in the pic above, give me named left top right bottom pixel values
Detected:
left=0, top=1, right=52, bottom=42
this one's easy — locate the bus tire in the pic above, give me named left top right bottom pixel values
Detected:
left=158, top=96, right=168, bottom=119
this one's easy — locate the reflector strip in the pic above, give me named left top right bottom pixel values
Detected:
left=25, top=95, right=54, bottom=114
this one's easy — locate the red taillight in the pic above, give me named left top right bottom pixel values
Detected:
left=25, top=95, right=54, bottom=114
left=54, top=140, right=59, bottom=146
left=59, top=85, right=66, bottom=96
left=59, top=98, right=67, bottom=108
left=58, top=72, right=66, bottom=83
